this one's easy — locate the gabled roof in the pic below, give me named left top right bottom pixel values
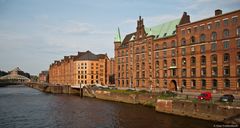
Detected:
left=120, top=18, right=180, bottom=44
left=74, top=51, right=108, bottom=61
left=145, top=18, right=180, bottom=39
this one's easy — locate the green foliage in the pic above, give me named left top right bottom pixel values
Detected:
left=157, top=91, right=177, bottom=99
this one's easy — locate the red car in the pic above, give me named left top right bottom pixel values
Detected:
left=198, top=92, right=212, bottom=100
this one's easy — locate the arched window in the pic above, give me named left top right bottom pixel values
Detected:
left=211, top=32, right=217, bottom=41
left=200, top=34, right=206, bottom=42
left=223, top=53, right=230, bottom=63
left=224, top=79, right=230, bottom=88
left=182, top=57, right=186, bottom=66
left=202, top=79, right=206, bottom=89
left=212, top=79, right=218, bottom=89
left=201, top=55, right=206, bottom=65
left=171, top=59, right=176, bottom=66
left=191, top=79, right=196, bottom=89
left=191, top=56, right=196, bottom=66
left=211, top=54, right=217, bottom=64
left=191, top=36, right=196, bottom=44
left=181, top=38, right=186, bottom=46
left=223, top=29, right=230, bottom=38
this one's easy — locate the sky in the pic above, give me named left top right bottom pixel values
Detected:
left=0, top=0, right=239, bottom=75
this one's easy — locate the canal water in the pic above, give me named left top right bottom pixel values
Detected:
left=0, top=85, right=218, bottom=128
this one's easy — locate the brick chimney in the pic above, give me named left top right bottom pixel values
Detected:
left=215, top=9, right=222, bottom=16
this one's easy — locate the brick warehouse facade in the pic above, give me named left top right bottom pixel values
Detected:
left=114, top=9, right=240, bottom=92
left=49, top=51, right=110, bottom=86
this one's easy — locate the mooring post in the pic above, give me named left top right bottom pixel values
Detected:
left=80, top=83, right=83, bottom=98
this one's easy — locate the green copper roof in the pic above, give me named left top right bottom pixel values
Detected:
left=114, top=27, right=121, bottom=42
left=145, top=18, right=180, bottom=39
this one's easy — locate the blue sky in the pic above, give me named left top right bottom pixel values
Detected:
left=0, top=0, right=239, bottom=75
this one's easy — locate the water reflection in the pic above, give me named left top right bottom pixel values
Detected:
left=0, top=85, right=217, bottom=128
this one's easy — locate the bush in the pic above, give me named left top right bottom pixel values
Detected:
left=157, top=91, right=177, bottom=99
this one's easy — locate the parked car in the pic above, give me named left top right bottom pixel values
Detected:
left=198, top=92, right=212, bottom=100
left=220, top=94, right=235, bottom=102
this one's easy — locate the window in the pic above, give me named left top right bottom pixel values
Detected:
left=223, top=53, right=230, bottom=63
left=223, top=29, right=229, bottom=38
left=191, top=36, right=196, bottom=44
left=215, top=21, right=220, bottom=28
left=200, top=45, right=205, bottom=53
left=163, top=42, right=167, bottom=49
left=212, top=67, right=218, bottom=77
left=122, top=50, right=124, bottom=56
left=155, top=61, right=159, bottom=69
left=212, top=79, right=218, bottom=89
left=194, top=27, right=198, bottom=33
left=163, top=70, right=167, bottom=78
left=171, top=40, right=176, bottom=47
left=201, top=68, right=206, bottom=77
left=223, top=66, right=230, bottom=76
left=136, top=47, right=139, bottom=53
left=211, top=54, right=217, bottom=64
left=200, top=34, right=206, bottom=42
left=142, top=71, right=145, bottom=78
left=182, top=48, right=186, bottom=56
left=156, top=79, right=159, bottom=86
left=238, top=79, right=240, bottom=89
left=237, top=39, right=240, bottom=48
left=141, top=46, right=145, bottom=53
left=202, top=79, right=206, bottom=89
left=187, top=28, right=191, bottom=34
left=211, top=32, right=217, bottom=41
left=171, top=50, right=175, bottom=57
left=136, top=55, right=139, bottom=61
left=182, top=30, right=185, bottom=35
left=237, top=52, right=240, bottom=61
left=237, top=27, right=240, bottom=37
left=136, top=72, right=139, bottom=78
left=171, top=59, right=176, bottom=66
left=223, top=41, right=230, bottom=49
left=182, top=69, right=186, bottom=77
left=181, top=38, right=186, bottom=46
left=201, top=55, right=206, bottom=65
left=224, top=79, right=230, bottom=88
left=223, top=19, right=228, bottom=26
left=155, top=52, right=159, bottom=59
left=163, top=60, right=167, bottom=68
left=136, top=63, right=139, bottom=70
left=191, top=80, right=196, bottom=89
left=191, top=68, right=196, bottom=77
left=191, top=56, right=196, bottom=66
left=156, top=71, right=159, bottom=78
left=163, top=51, right=167, bottom=58
left=211, top=43, right=217, bottom=52
left=207, top=24, right=212, bottom=30
left=182, top=58, right=186, bottom=66
left=182, top=80, right=186, bottom=88
left=237, top=66, right=240, bottom=76
left=155, top=44, right=160, bottom=50
left=141, top=62, right=145, bottom=70
left=191, top=46, right=195, bottom=54
left=232, top=17, right=238, bottom=25
left=200, top=25, right=205, bottom=31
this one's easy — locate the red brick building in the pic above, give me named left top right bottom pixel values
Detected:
left=114, top=9, right=240, bottom=93
left=49, top=51, right=110, bottom=86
